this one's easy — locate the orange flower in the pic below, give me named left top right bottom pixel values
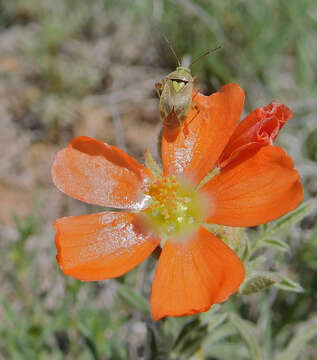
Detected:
left=52, top=83, right=303, bottom=321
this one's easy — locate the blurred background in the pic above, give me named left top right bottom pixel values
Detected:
left=0, top=0, right=317, bottom=359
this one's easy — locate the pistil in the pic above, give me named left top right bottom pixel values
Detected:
left=142, top=176, right=205, bottom=240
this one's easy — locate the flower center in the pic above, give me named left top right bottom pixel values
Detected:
left=142, top=176, right=205, bottom=240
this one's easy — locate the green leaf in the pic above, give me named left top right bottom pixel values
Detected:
left=274, top=276, right=304, bottom=293
left=229, top=313, right=263, bottom=360
left=172, top=317, right=208, bottom=357
left=206, top=343, right=247, bottom=359
left=79, top=329, right=99, bottom=360
left=145, top=148, right=161, bottom=177
left=147, top=322, right=166, bottom=360
left=173, top=318, right=201, bottom=349
left=241, top=235, right=250, bottom=262
left=259, top=238, right=290, bottom=252
left=204, top=323, right=237, bottom=345
left=206, top=313, right=228, bottom=333
left=240, top=272, right=278, bottom=295
left=279, top=318, right=317, bottom=360
left=199, top=313, right=230, bottom=350
left=245, top=256, right=266, bottom=273
left=116, top=285, right=150, bottom=315
left=264, top=201, right=314, bottom=237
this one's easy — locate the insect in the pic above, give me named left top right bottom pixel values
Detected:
left=155, top=44, right=221, bottom=134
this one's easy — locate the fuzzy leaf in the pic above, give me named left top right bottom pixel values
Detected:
left=274, top=276, right=304, bottom=293
left=240, top=272, right=278, bottom=295
left=173, top=318, right=200, bottom=349
left=279, top=318, right=317, bottom=360
left=145, top=148, right=161, bottom=177
left=206, top=343, right=248, bottom=359
left=205, top=323, right=237, bottom=345
left=265, top=201, right=313, bottom=237
left=260, top=238, right=290, bottom=252
left=206, top=313, right=228, bottom=333
left=229, top=313, right=263, bottom=360
left=245, top=256, right=266, bottom=273
left=117, top=285, right=150, bottom=315
left=147, top=323, right=166, bottom=359
left=241, top=235, right=250, bottom=262
left=172, top=317, right=208, bottom=357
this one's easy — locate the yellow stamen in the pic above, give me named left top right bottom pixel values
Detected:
left=142, top=176, right=205, bottom=240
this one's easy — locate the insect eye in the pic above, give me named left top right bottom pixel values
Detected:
left=171, top=79, right=188, bottom=85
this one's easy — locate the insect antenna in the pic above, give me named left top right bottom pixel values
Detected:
left=163, top=35, right=181, bottom=66
left=190, top=46, right=222, bottom=68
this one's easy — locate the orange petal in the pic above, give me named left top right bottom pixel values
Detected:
left=52, top=136, right=152, bottom=209
left=150, top=227, right=245, bottom=320
left=161, top=84, right=245, bottom=184
left=219, top=102, right=293, bottom=168
left=202, top=146, right=303, bottom=227
left=55, top=212, right=160, bottom=281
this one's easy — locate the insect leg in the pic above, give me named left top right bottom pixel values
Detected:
left=184, top=102, right=201, bottom=134
left=155, top=82, right=163, bottom=98
left=192, top=88, right=201, bottom=100
left=157, top=127, right=163, bottom=163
